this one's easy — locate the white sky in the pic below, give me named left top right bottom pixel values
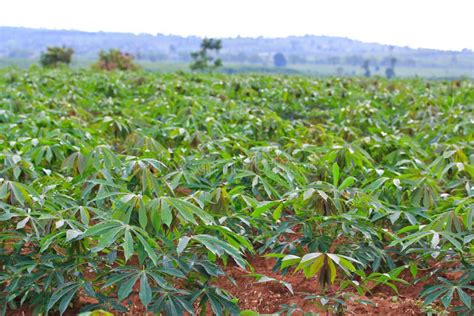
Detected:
left=1, top=0, right=473, bottom=51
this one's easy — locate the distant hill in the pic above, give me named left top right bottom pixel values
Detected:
left=1, top=26, right=473, bottom=78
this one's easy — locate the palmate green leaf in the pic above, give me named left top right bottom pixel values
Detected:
left=40, top=231, right=65, bottom=252
left=193, top=234, right=247, bottom=268
left=397, top=225, right=420, bottom=234
left=161, top=200, right=172, bottom=227
left=251, top=200, right=280, bottom=218
left=118, top=274, right=140, bottom=301
left=88, top=191, right=125, bottom=203
left=304, top=255, right=325, bottom=278
left=83, top=179, right=124, bottom=191
left=420, top=285, right=446, bottom=305
left=151, top=293, right=195, bottom=315
left=166, top=197, right=214, bottom=225
left=86, top=220, right=160, bottom=264
left=364, top=177, right=389, bottom=192
left=134, top=231, right=159, bottom=265
left=390, top=230, right=433, bottom=250
left=102, top=271, right=134, bottom=289
left=138, top=201, right=148, bottom=229
left=439, top=232, right=463, bottom=252
left=332, top=162, right=340, bottom=187
left=62, top=152, right=86, bottom=174
left=272, top=204, right=284, bottom=220
left=139, top=273, right=152, bottom=308
left=16, top=216, right=30, bottom=229
left=84, top=221, right=123, bottom=237
left=409, top=263, right=418, bottom=278
left=47, top=282, right=81, bottom=315
left=440, top=288, right=455, bottom=309
left=167, top=197, right=197, bottom=224
left=338, top=177, right=355, bottom=190
left=58, top=286, right=80, bottom=315
left=261, top=167, right=292, bottom=191
left=336, top=256, right=357, bottom=272
left=296, top=252, right=323, bottom=270
left=285, top=252, right=357, bottom=282
left=206, top=225, right=254, bottom=253
left=0, top=180, right=38, bottom=206
left=456, top=288, right=471, bottom=308
left=123, top=228, right=134, bottom=261
left=65, top=229, right=83, bottom=241
left=281, top=255, right=300, bottom=269
left=327, top=257, right=337, bottom=283
left=177, top=236, right=191, bottom=255
left=157, top=267, right=186, bottom=279
left=464, top=234, right=474, bottom=245
left=203, top=286, right=240, bottom=316
left=10, top=182, right=29, bottom=206
left=303, top=188, right=315, bottom=200
left=90, top=225, right=123, bottom=252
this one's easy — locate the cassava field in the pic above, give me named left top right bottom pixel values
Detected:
left=0, top=68, right=473, bottom=315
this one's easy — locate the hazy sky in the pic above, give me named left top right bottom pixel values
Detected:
left=2, top=0, right=473, bottom=51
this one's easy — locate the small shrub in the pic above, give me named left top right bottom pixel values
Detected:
left=40, top=46, right=74, bottom=67
left=94, top=49, right=139, bottom=71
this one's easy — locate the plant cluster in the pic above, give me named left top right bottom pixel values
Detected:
left=94, top=49, right=139, bottom=71
left=40, top=46, right=74, bottom=68
left=0, top=69, right=472, bottom=315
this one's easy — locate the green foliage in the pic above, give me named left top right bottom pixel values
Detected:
left=0, top=69, right=473, bottom=314
left=420, top=269, right=473, bottom=313
left=190, top=38, right=223, bottom=71
left=40, top=46, right=74, bottom=67
left=94, top=49, right=139, bottom=71
left=276, top=252, right=358, bottom=290
left=343, top=266, right=409, bottom=295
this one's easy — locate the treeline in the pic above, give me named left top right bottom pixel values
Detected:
left=40, top=39, right=404, bottom=79
left=2, top=27, right=473, bottom=72
left=39, top=39, right=224, bottom=72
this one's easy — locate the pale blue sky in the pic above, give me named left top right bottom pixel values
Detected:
left=2, top=0, right=473, bottom=50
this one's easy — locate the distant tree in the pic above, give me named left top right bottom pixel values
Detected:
left=94, top=49, right=139, bottom=71
left=362, top=59, right=371, bottom=77
left=273, top=52, right=287, bottom=67
left=40, top=46, right=74, bottom=67
left=190, top=38, right=222, bottom=71
left=385, top=57, right=397, bottom=79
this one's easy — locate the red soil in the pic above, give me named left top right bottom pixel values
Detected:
left=5, top=245, right=466, bottom=315
left=213, top=255, right=424, bottom=315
